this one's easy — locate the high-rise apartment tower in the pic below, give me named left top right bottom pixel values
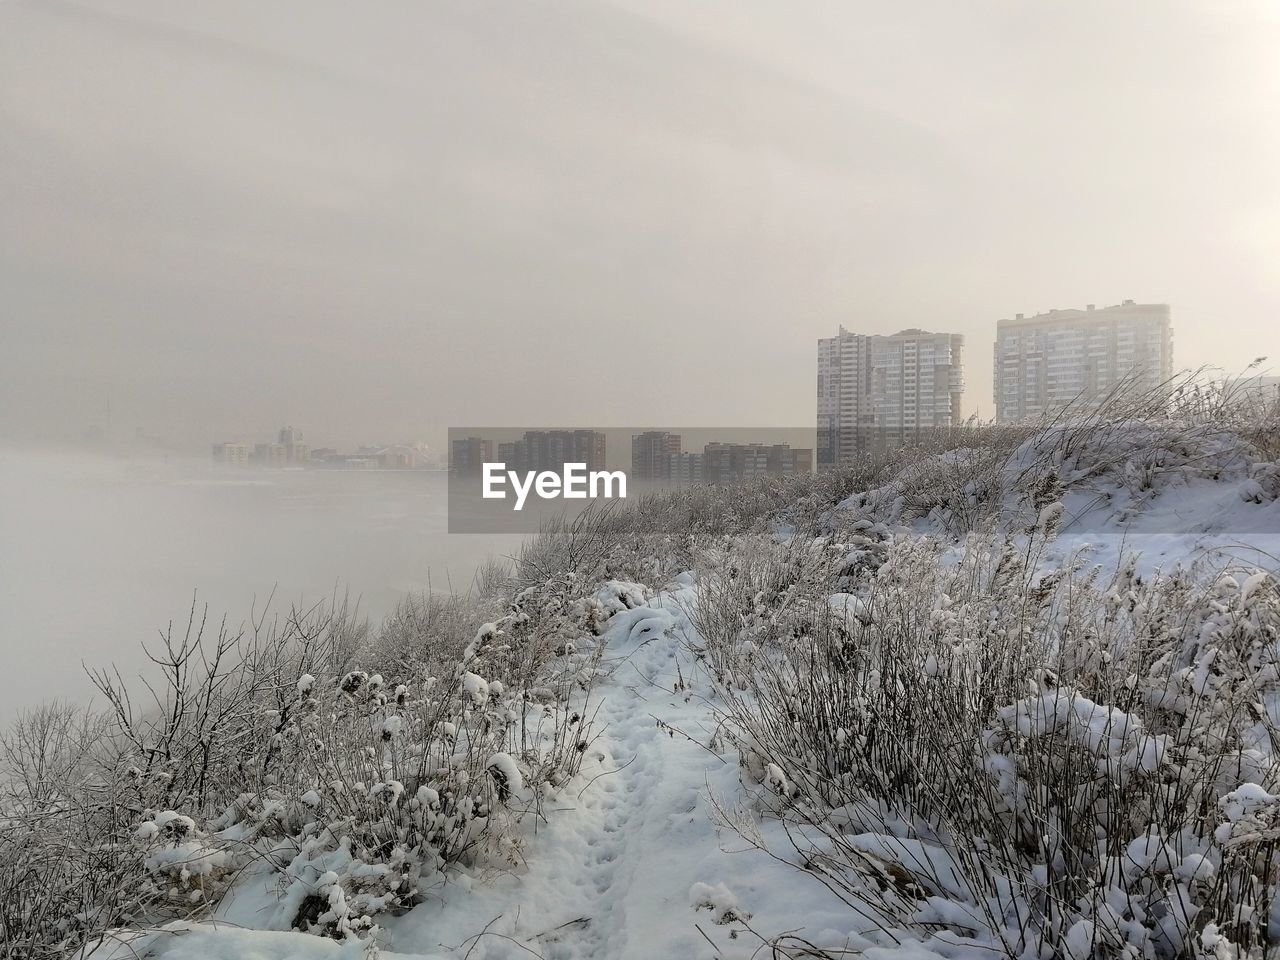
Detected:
left=818, top=327, right=965, bottom=467
left=994, top=300, right=1172, bottom=422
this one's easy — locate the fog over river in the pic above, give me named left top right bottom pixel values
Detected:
left=0, top=448, right=523, bottom=721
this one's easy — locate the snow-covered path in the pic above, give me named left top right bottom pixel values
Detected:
left=538, top=594, right=727, bottom=960
left=384, top=576, right=768, bottom=960
left=375, top=575, right=877, bottom=960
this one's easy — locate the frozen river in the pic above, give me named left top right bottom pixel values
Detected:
left=0, top=449, right=524, bottom=720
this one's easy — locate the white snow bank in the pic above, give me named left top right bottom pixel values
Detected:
left=137, top=924, right=442, bottom=960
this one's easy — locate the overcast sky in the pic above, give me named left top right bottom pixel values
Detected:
left=2, top=0, right=1278, bottom=449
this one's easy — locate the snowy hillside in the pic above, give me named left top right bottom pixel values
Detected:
left=6, top=394, right=1280, bottom=960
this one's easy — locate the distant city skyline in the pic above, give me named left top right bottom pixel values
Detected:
left=213, top=424, right=443, bottom=469
left=40, top=294, right=1268, bottom=462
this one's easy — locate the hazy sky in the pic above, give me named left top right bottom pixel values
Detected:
left=3, top=0, right=1278, bottom=448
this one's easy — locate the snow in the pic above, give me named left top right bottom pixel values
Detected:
left=459, top=671, right=490, bottom=705
left=688, top=881, right=750, bottom=924
left=102, top=924, right=440, bottom=960
left=997, top=687, right=1170, bottom=775
left=484, top=753, right=523, bottom=797
left=1219, top=782, right=1278, bottom=823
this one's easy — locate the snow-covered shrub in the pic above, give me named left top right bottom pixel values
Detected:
left=204, top=582, right=611, bottom=939
left=355, top=590, right=504, bottom=680
left=702, top=523, right=1280, bottom=957
left=507, top=465, right=896, bottom=593
left=0, top=704, right=151, bottom=960
left=134, top=810, right=234, bottom=906
left=0, top=591, right=368, bottom=960
left=0, top=558, right=620, bottom=954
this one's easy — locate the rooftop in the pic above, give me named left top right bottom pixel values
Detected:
left=999, top=300, right=1170, bottom=327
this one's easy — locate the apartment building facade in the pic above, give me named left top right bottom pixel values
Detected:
left=494, top=430, right=607, bottom=474
left=450, top=436, right=493, bottom=475
left=631, top=431, right=683, bottom=481
left=994, top=300, right=1173, bottom=422
left=818, top=326, right=965, bottom=466
left=666, top=451, right=705, bottom=486
left=703, top=442, right=812, bottom=485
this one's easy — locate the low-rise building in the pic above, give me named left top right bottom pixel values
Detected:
left=703, top=443, right=812, bottom=485
left=211, top=441, right=251, bottom=465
